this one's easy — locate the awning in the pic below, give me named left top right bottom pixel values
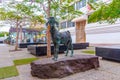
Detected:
left=72, top=10, right=94, bottom=22
left=72, top=15, right=87, bottom=22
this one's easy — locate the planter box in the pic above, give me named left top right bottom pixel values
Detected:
left=96, top=46, right=120, bottom=62
left=0, top=41, right=3, bottom=43
left=28, top=44, right=67, bottom=56
left=28, top=43, right=89, bottom=56
left=19, top=42, right=46, bottom=48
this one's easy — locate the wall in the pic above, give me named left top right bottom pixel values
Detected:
left=60, top=20, right=120, bottom=44
left=86, top=20, right=120, bottom=44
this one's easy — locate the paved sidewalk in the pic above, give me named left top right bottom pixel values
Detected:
left=1, top=44, right=120, bottom=80
left=0, top=44, right=14, bottom=68
left=9, top=45, right=35, bottom=60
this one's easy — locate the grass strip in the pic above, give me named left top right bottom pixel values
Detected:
left=82, top=50, right=95, bottom=54
left=14, top=57, right=38, bottom=66
left=0, top=66, right=18, bottom=79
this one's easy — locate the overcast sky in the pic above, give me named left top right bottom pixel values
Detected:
left=16, top=0, right=23, bottom=1
left=0, top=27, right=10, bottom=32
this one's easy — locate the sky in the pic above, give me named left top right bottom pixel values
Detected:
left=0, top=21, right=11, bottom=32
left=15, top=0, right=23, bottom=1
left=0, top=0, right=23, bottom=32
left=0, top=27, right=10, bottom=32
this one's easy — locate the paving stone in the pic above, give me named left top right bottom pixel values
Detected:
left=0, top=44, right=14, bottom=68
left=9, top=48, right=36, bottom=60
left=4, top=76, right=20, bottom=80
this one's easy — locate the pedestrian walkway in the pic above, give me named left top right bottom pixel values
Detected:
left=0, top=44, right=120, bottom=80
left=0, top=44, right=14, bottom=68
left=9, top=45, right=35, bottom=60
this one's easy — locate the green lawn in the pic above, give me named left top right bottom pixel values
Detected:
left=82, top=50, right=95, bottom=54
left=14, top=57, right=38, bottom=66
left=0, top=66, right=18, bottom=79
left=0, top=57, right=38, bottom=79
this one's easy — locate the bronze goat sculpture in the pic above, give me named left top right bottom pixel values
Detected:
left=46, top=17, right=73, bottom=61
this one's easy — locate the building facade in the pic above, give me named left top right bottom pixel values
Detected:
left=60, top=0, right=120, bottom=44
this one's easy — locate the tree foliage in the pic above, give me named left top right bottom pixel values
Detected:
left=0, top=1, right=45, bottom=26
left=0, top=1, right=45, bottom=50
left=88, top=0, right=120, bottom=23
left=23, top=0, right=83, bottom=21
left=50, top=0, right=83, bottom=21
left=0, top=32, right=9, bottom=37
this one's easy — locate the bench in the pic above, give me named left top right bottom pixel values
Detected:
left=96, top=45, right=120, bottom=62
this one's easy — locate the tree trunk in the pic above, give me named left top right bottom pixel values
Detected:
left=35, top=32, right=37, bottom=42
left=46, top=0, right=51, bottom=57
left=47, top=24, right=51, bottom=57
left=15, top=21, right=19, bottom=50
left=23, top=32, right=25, bottom=43
left=20, top=25, right=22, bottom=43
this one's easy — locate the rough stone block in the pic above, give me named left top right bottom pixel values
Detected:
left=31, top=55, right=99, bottom=79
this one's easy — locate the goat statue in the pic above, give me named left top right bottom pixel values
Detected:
left=46, top=17, right=73, bottom=61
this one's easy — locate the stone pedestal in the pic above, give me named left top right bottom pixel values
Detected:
left=31, top=55, right=99, bottom=79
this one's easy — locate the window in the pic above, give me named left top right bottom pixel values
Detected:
left=61, top=21, right=75, bottom=29
left=67, top=21, right=75, bottom=28
left=76, top=0, right=86, bottom=10
left=76, top=1, right=82, bottom=10
left=61, top=22, right=66, bottom=29
left=82, top=0, right=86, bottom=7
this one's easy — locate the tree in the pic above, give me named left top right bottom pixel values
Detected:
left=0, top=32, right=9, bottom=37
left=0, top=1, right=45, bottom=50
left=24, top=0, right=82, bottom=57
left=24, top=0, right=82, bottom=20
left=0, top=6, right=23, bottom=50
left=88, top=0, right=120, bottom=23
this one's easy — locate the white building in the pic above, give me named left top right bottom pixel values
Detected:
left=60, top=0, right=120, bottom=44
